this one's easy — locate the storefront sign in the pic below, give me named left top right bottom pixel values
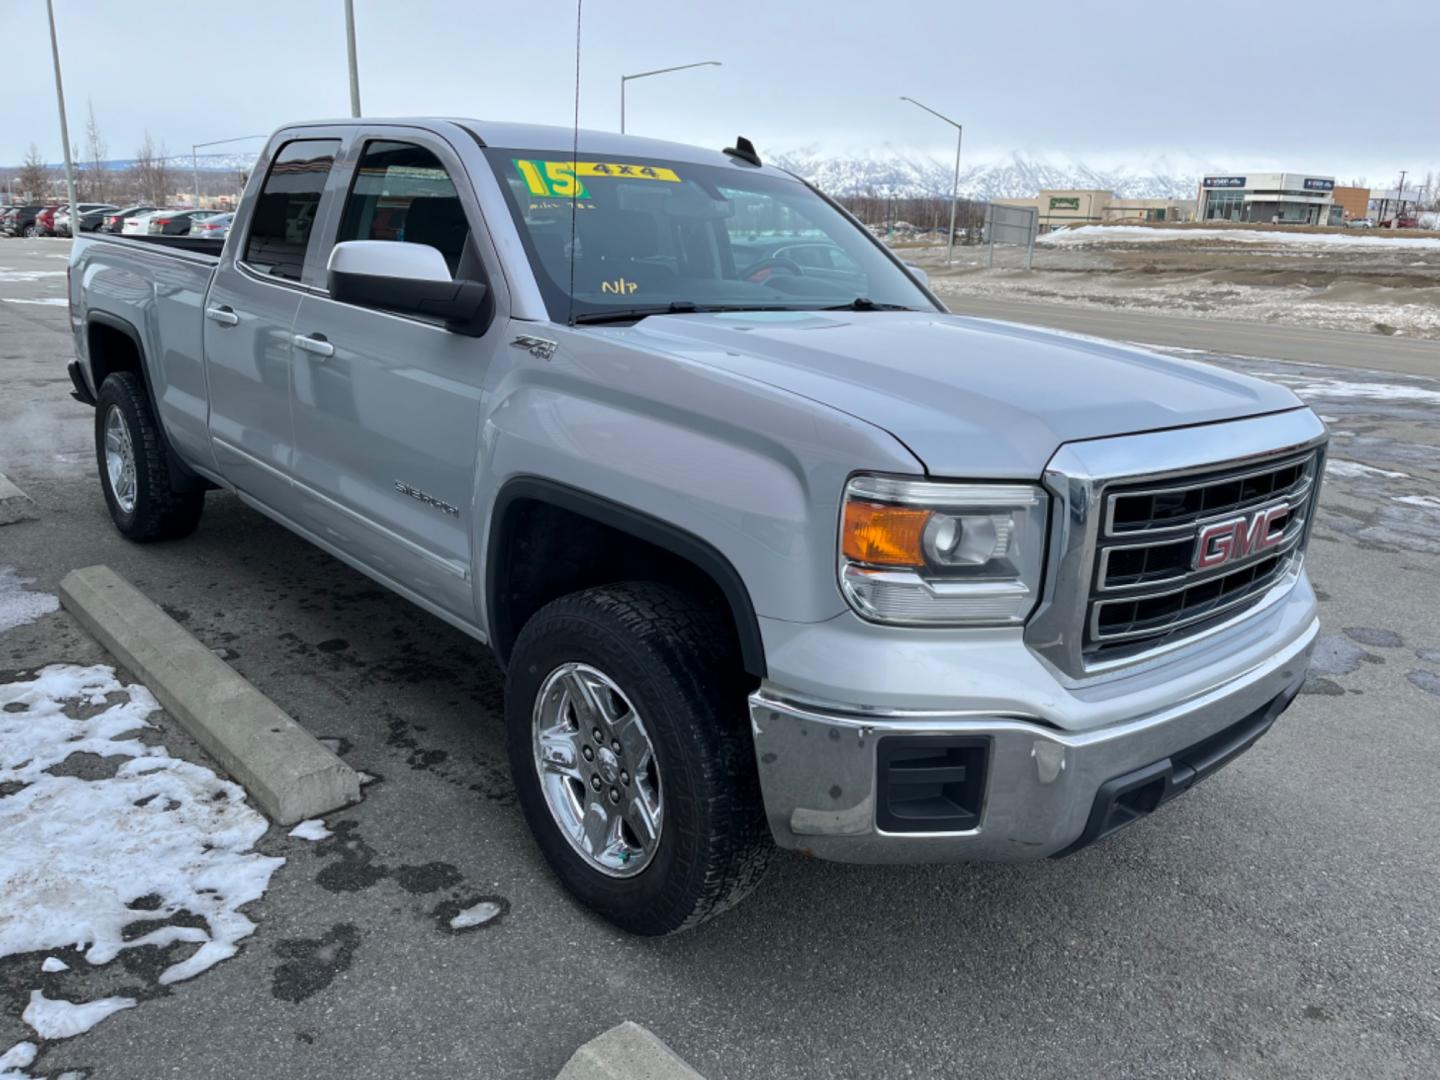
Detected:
left=1303, top=178, right=1335, bottom=191
left=1203, top=176, right=1247, bottom=188
left=1048, top=197, right=1081, bottom=210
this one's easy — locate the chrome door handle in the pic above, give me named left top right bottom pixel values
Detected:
left=205, top=306, right=239, bottom=326
left=293, top=333, right=334, bottom=358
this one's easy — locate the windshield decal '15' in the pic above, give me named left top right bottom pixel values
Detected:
left=513, top=159, right=681, bottom=198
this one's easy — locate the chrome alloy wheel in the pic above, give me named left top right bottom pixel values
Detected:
left=532, top=662, right=662, bottom=878
left=103, top=405, right=137, bottom=514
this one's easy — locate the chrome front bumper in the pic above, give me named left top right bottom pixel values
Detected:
left=749, top=589, right=1318, bottom=864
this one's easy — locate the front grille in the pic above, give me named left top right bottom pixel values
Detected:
left=1085, top=451, right=1319, bottom=661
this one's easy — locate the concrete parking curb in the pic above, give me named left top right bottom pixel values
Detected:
left=0, top=472, right=39, bottom=525
left=58, top=564, right=361, bottom=825
left=555, top=1022, right=706, bottom=1080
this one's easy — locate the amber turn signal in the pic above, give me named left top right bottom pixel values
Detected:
left=841, top=500, right=931, bottom=568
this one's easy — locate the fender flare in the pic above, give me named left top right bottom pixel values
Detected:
left=486, top=476, right=767, bottom=679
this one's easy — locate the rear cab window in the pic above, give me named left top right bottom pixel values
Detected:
left=242, top=139, right=341, bottom=282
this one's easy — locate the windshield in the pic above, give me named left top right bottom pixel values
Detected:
left=484, top=148, right=936, bottom=321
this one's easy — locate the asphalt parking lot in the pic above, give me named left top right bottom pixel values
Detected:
left=2, top=236, right=1439, bottom=1080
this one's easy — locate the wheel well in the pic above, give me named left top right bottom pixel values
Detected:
left=85, top=315, right=209, bottom=492
left=87, top=319, right=144, bottom=392
left=486, top=482, right=767, bottom=681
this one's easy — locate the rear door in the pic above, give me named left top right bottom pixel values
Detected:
left=203, top=135, right=340, bottom=508
left=287, top=130, right=507, bottom=626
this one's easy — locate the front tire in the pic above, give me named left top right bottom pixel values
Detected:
left=94, top=372, right=204, bottom=541
left=505, top=582, right=773, bottom=935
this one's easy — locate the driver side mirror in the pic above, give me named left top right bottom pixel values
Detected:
left=904, top=263, right=930, bottom=287
left=327, top=240, right=491, bottom=336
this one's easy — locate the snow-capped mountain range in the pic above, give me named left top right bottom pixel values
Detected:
left=52, top=148, right=1206, bottom=201
left=770, top=147, right=1206, bottom=200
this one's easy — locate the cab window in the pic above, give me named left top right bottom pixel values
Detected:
left=242, top=139, right=339, bottom=281
left=336, top=140, right=472, bottom=277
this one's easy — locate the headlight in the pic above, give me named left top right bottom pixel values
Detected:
left=838, top=475, right=1049, bottom=625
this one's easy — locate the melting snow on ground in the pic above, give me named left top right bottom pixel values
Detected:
left=1038, top=225, right=1440, bottom=251
left=0, top=299, right=67, bottom=307
left=0, top=568, right=59, bottom=635
left=0, top=664, right=283, bottom=1065
left=0, top=269, right=66, bottom=282
left=1262, top=374, right=1440, bottom=407
left=1326, top=460, right=1410, bottom=480
left=449, top=901, right=503, bottom=930
left=289, top=819, right=332, bottom=841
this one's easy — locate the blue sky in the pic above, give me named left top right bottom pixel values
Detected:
left=4, top=0, right=1437, bottom=182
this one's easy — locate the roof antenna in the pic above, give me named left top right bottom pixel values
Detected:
left=566, top=0, right=583, bottom=326
left=723, top=136, right=761, bottom=167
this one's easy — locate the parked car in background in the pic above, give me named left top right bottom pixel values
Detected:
left=55, top=204, right=119, bottom=237
left=100, top=206, right=157, bottom=233
left=146, top=208, right=216, bottom=236
left=121, top=211, right=165, bottom=236
left=32, top=205, right=63, bottom=237
left=188, top=212, right=233, bottom=240
left=1346, top=217, right=1375, bottom=228
left=0, top=205, right=36, bottom=235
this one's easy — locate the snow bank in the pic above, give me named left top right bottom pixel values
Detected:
left=1038, top=225, right=1440, bottom=251
left=0, top=568, right=59, bottom=636
left=0, top=664, right=284, bottom=1047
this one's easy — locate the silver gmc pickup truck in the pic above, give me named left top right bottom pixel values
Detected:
left=66, top=118, right=1325, bottom=934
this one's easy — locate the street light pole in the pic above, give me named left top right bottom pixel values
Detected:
left=900, top=96, right=963, bottom=265
left=45, top=0, right=78, bottom=232
left=620, top=61, right=721, bottom=134
left=192, top=135, right=268, bottom=209
left=344, top=0, right=362, bottom=118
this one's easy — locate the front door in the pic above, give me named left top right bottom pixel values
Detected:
left=288, top=135, right=504, bottom=626
left=204, top=137, right=339, bottom=507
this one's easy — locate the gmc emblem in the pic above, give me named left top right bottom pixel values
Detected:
left=1195, top=503, right=1289, bottom=570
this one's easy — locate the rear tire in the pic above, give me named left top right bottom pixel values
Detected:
left=94, top=372, right=204, bottom=541
left=505, top=582, right=772, bottom=935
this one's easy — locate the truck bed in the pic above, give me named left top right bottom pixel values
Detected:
left=94, top=233, right=225, bottom=259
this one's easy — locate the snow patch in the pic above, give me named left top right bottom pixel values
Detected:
left=22, top=991, right=135, bottom=1040
left=0, top=269, right=65, bottom=282
left=0, top=568, right=59, bottom=636
left=0, top=1043, right=38, bottom=1080
left=0, top=298, right=67, bottom=307
left=1267, top=376, right=1440, bottom=406
left=40, top=958, right=68, bottom=973
left=1326, top=460, right=1409, bottom=479
left=1395, top=495, right=1440, bottom=510
left=0, top=665, right=284, bottom=1050
left=449, top=901, right=502, bottom=930
left=1039, top=225, right=1440, bottom=251
left=289, top=819, right=332, bottom=842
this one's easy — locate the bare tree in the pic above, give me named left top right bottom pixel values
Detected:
left=18, top=144, right=51, bottom=201
left=132, top=132, right=171, bottom=206
left=84, top=102, right=109, bottom=203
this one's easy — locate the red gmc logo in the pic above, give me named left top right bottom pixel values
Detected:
left=1194, top=503, right=1289, bottom=570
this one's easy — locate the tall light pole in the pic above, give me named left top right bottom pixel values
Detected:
left=192, top=135, right=267, bottom=209
left=45, top=0, right=78, bottom=232
left=900, top=96, right=963, bottom=264
left=620, top=61, right=721, bottom=134
left=344, top=0, right=362, bottom=117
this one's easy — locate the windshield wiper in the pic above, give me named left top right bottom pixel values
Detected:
left=819, top=297, right=917, bottom=312
left=571, top=302, right=805, bottom=325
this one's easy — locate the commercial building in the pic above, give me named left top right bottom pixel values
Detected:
left=1196, top=173, right=1343, bottom=226
left=1331, top=186, right=1370, bottom=222
left=992, top=190, right=1194, bottom=232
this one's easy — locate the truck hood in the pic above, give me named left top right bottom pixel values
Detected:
left=611, top=310, right=1303, bottom=476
